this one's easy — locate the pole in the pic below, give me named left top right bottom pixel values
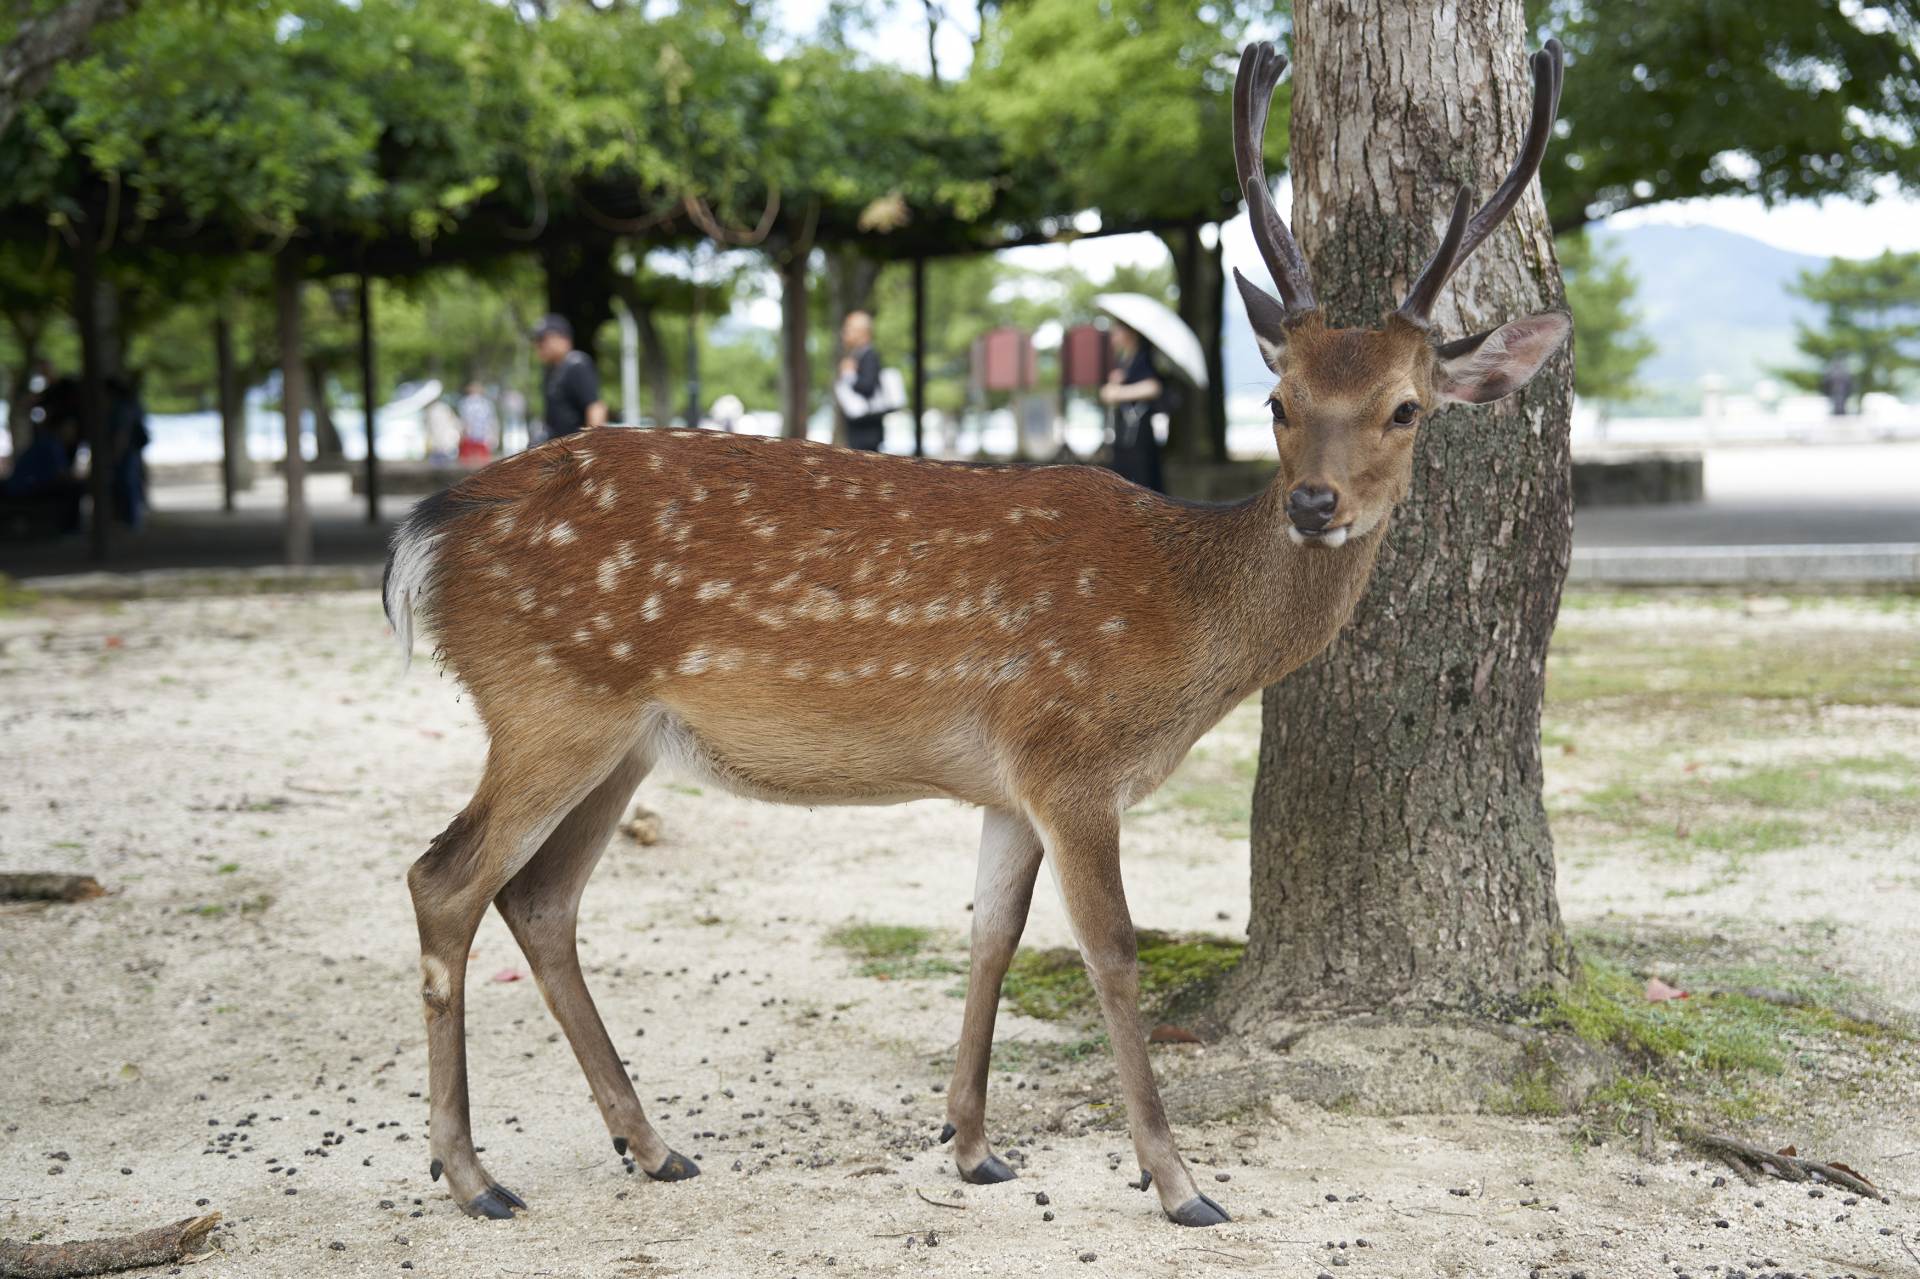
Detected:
left=618, top=299, right=641, bottom=426
left=911, top=257, right=927, bottom=458
left=276, top=250, right=311, bottom=566
left=357, top=273, right=379, bottom=524
left=685, top=290, right=701, bottom=429
left=779, top=253, right=809, bottom=439
left=73, top=234, right=109, bottom=562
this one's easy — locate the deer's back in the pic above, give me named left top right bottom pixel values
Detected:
left=406, top=429, right=1215, bottom=809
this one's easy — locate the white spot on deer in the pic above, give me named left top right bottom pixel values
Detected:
left=541, top=604, right=558, bottom=619
left=851, top=561, right=875, bottom=584
left=696, top=581, right=735, bottom=602
left=856, top=659, right=880, bottom=679
left=717, top=649, right=745, bottom=672
left=851, top=597, right=879, bottom=620
left=733, top=485, right=755, bottom=505
left=886, top=604, right=915, bottom=626
left=769, top=571, right=802, bottom=594
left=654, top=501, right=682, bottom=532
left=1100, top=617, right=1129, bottom=635
left=1007, top=509, right=1024, bottom=524
left=647, top=454, right=663, bottom=471
left=677, top=647, right=712, bottom=675
left=887, top=568, right=912, bottom=588
left=486, top=562, right=512, bottom=580
left=1065, top=659, right=1090, bottom=686
left=691, top=485, right=709, bottom=503
left=610, top=641, right=633, bottom=661
left=747, top=517, right=779, bottom=539
left=548, top=522, right=576, bottom=545
left=597, top=558, right=623, bottom=592
left=672, top=526, right=692, bottom=547
left=922, top=598, right=951, bottom=623
left=597, top=484, right=618, bottom=511
left=825, top=669, right=851, bottom=685
left=889, top=660, right=917, bottom=679
left=495, top=513, right=517, bottom=536
left=642, top=594, right=663, bottom=622
left=1077, top=568, right=1099, bottom=597
left=783, top=659, right=811, bottom=679
left=573, top=628, right=592, bottom=644
left=515, top=588, right=537, bottom=612
left=755, top=608, right=789, bottom=629
left=593, top=612, right=614, bottom=631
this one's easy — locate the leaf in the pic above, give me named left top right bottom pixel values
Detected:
left=1148, top=1023, right=1203, bottom=1044
left=1826, top=1161, right=1874, bottom=1188
left=1776, top=1145, right=1797, bottom=1158
left=1644, top=977, right=1689, bottom=1002
left=491, top=968, right=522, bottom=983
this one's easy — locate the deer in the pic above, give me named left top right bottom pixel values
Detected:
left=383, top=38, right=1569, bottom=1228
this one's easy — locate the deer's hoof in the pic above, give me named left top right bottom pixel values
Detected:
left=960, top=1154, right=1017, bottom=1185
left=1167, top=1193, right=1230, bottom=1227
left=647, top=1151, right=701, bottom=1182
left=464, top=1184, right=527, bottom=1220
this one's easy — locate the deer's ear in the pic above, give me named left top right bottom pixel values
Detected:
left=1435, top=311, right=1571, bottom=405
left=1234, top=268, right=1290, bottom=373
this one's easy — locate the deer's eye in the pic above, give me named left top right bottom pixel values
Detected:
left=1390, top=400, right=1420, bottom=427
left=1269, top=396, right=1288, bottom=426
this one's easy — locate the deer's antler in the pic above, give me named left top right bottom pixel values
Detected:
left=1233, top=41, right=1315, bottom=317
left=1399, top=39, right=1564, bottom=325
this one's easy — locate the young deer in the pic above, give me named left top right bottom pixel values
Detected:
left=385, top=39, right=1568, bottom=1227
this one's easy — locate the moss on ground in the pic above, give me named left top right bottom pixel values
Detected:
left=1512, top=930, right=1912, bottom=1136
left=1001, top=931, right=1244, bottom=1022
left=824, top=922, right=966, bottom=980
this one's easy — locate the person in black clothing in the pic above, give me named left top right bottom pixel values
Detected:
left=532, top=314, right=607, bottom=442
left=835, top=310, right=886, bottom=451
left=1099, top=321, right=1165, bottom=492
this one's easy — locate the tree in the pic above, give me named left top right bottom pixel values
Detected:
left=1782, top=251, right=1920, bottom=400
left=1239, top=0, right=1574, bottom=1012
left=1559, top=232, right=1654, bottom=407
left=0, top=0, right=138, bottom=136
left=1533, top=0, right=1920, bottom=233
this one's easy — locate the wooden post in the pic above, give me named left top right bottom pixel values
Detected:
left=72, top=234, right=109, bottom=562
left=276, top=250, right=311, bottom=566
left=911, top=257, right=927, bottom=458
left=779, top=253, right=809, bottom=439
left=215, top=314, right=244, bottom=513
left=357, top=272, right=379, bottom=524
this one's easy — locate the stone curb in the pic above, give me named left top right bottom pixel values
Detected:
left=1571, top=543, right=1920, bottom=585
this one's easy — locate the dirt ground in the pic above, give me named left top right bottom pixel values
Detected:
left=2, top=588, right=1917, bottom=1278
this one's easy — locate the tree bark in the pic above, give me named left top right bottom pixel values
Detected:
left=276, top=251, right=311, bottom=567
left=1240, top=0, right=1574, bottom=1011
left=779, top=252, right=811, bottom=439
left=540, top=235, right=614, bottom=363
left=308, top=359, right=343, bottom=461
left=1160, top=225, right=1229, bottom=464
left=0, top=0, right=139, bottom=137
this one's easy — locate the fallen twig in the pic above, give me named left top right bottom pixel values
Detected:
left=914, top=1189, right=967, bottom=1210
left=1680, top=1129, right=1888, bottom=1203
left=0, top=1212, right=220, bottom=1278
left=0, top=874, right=105, bottom=904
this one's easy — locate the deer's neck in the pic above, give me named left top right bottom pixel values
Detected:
left=1181, top=480, right=1389, bottom=697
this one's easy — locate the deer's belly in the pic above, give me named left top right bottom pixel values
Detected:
left=640, top=702, right=1004, bottom=809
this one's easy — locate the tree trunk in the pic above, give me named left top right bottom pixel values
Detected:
left=1158, top=226, right=1228, bottom=464
left=308, top=359, right=343, bottom=461
left=634, top=304, right=671, bottom=428
left=72, top=234, right=110, bottom=563
left=6, top=330, right=38, bottom=456
left=1240, top=0, right=1574, bottom=1011
left=541, top=235, right=614, bottom=363
left=779, top=252, right=811, bottom=439
left=276, top=251, right=311, bottom=567
left=214, top=313, right=249, bottom=511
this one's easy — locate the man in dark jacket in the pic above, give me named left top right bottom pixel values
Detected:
left=532, top=315, right=607, bottom=442
left=834, top=310, right=887, bottom=451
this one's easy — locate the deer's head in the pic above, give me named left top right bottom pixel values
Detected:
left=1234, top=41, right=1571, bottom=548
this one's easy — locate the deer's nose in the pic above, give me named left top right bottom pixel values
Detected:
left=1286, top=484, right=1339, bottom=531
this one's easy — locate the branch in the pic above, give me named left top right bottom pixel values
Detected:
left=0, top=1212, right=220, bottom=1277
left=1680, top=1128, right=1888, bottom=1203
left=0, top=0, right=140, bottom=137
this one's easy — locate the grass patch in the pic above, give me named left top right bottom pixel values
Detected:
left=825, top=923, right=965, bottom=980
left=1002, top=931, right=1245, bottom=1022
left=1516, top=935, right=1910, bottom=1133
left=0, top=575, right=40, bottom=615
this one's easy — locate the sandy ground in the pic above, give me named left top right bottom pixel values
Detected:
left=2, top=589, right=1917, bottom=1278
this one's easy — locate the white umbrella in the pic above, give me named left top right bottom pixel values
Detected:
left=1093, top=293, right=1209, bottom=387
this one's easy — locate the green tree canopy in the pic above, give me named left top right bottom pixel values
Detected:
left=1782, top=250, right=1920, bottom=399
left=1557, top=232, right=1654, bottom=405
left=1533, top=0, right=1920, bottom=232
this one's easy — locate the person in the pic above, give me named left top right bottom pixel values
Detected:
left=532, top=315, right=607, bottom=442
left=456, top=381, right=497, bottom=464
left=1820, top=355, right=1854, bottom=417
left=834, top=310, right=888, bottom=451
left=3, top=381, right=85, bottom=533
left=1098, top=321, right=1166, bottom=492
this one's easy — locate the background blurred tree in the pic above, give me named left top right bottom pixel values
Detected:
left=1782, top=251, right=1920, bottom=399
left=1533, top=0, right=1920, bottom=232
left=1558, top=233, right=1655, bottom=408
left=0, top=0, right=139, bottom=136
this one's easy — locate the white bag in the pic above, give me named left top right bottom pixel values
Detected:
left=835, top=366, right=906, bottom=419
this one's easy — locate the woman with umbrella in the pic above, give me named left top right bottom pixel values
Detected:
left=1092, top=294, right=1208, bottom=494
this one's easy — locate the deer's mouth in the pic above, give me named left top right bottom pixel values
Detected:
left=1287, top=524, right=1351, bottom=549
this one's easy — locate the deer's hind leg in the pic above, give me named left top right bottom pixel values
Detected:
left=408, top=727, right=637, bottom=1219
left=494, top=743, right=697, bottom=1184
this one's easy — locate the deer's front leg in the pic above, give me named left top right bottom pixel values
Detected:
left=1038, top=806, right=1228, bottom=1227
left=942, top=807, right=1044, bottom=1183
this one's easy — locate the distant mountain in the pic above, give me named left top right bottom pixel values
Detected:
left=1219, top=224, right=1828, bottom=405
left=1592, top=224, right=1825, bottom=393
